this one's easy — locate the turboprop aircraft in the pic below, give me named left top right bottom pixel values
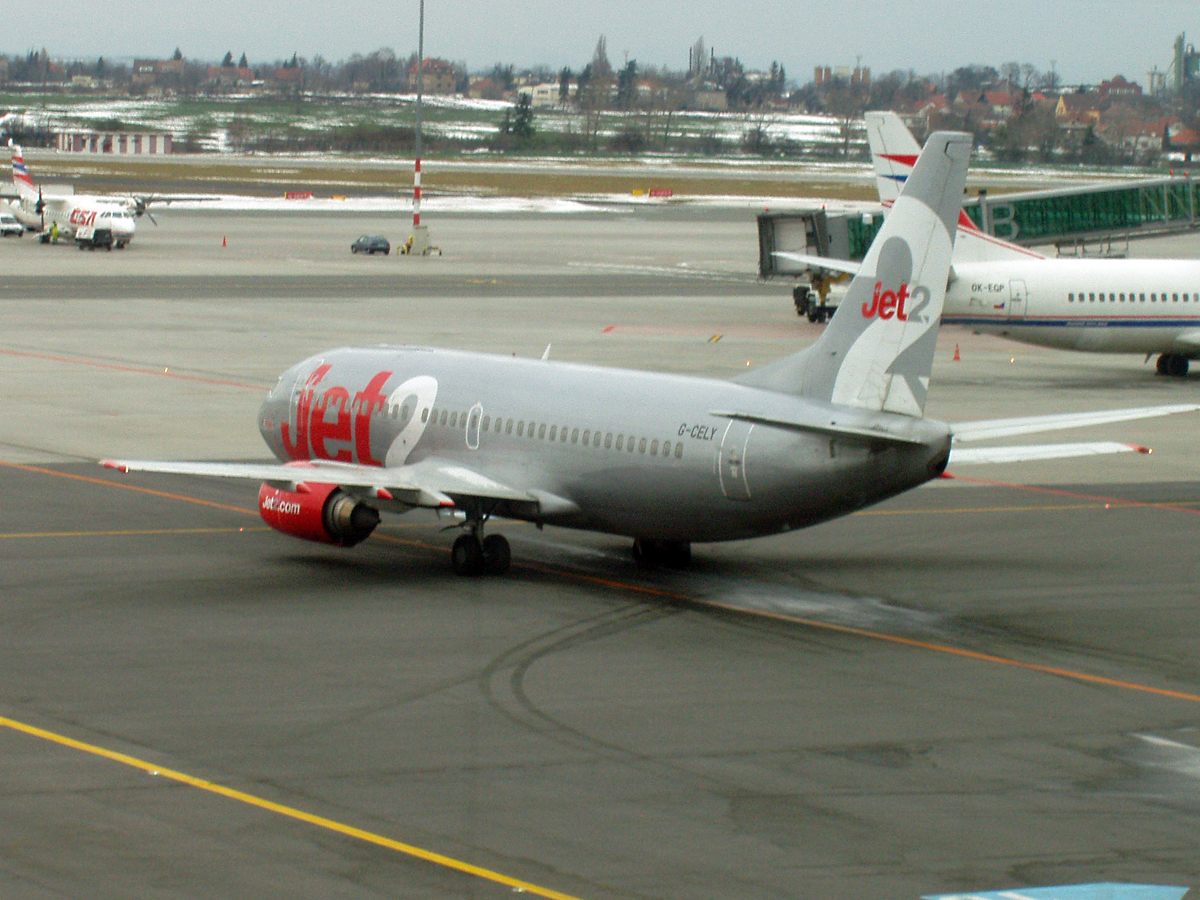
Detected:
left=8, top=143, right=144, bottom=248
left=101, top=132, right=1197, bottom=576
left=865, top=111, right=1200, bottom=377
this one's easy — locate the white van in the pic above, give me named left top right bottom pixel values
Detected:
left=0, top=211, right=23, bottom=237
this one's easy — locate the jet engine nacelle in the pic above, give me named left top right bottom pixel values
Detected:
left=258, top=482, right=380, bottom=547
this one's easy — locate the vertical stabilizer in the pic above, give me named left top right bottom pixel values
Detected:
left=864, top=111, right=1044, bottom=263
left=10, top=144, right=36, bottom=201
left=864, top=110, right=920, bottom=204
left=736, top=131, right=970, bottom=417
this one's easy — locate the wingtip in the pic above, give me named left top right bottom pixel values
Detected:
left=100, top=460, right=129, bottom=473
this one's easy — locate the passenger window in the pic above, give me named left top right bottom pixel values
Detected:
left=505, top=419, right=513, bottom=435
left=674, top=443, right=683, bottom=459
left=549, top=425, right=557, bottom=440
left=450, top=412, right=458, bottom=428
left=517, top=421, right=525, bottom=436
left=1119, top=293, right=1125, bottom=302
left=1089, top=293, right=1095, bottom=302
left=1068, top=293, right=1074, bottom=302
left=582, top=429, right=590, bottom=445
left=1109, top=293, right=1115, bottom=302
left=650, top=439, right=659, bottom=455
left=593, top=431, right=602, bottom=447
left=561, top=426, right=568, bottom=442
left=421, top=408, right=429, bottom=423
left=604, top=432, right=612, bottom=449
left=571, top=428, right=579, bottom=444
left=638, top=438, right=647, bottom=454
left=538, top=423, right=547, bottom=439
left=439, top=410, right=447, bottom=426
left=616, top=435, right=624, bottom=450
left=629, top=436, right=636, bottom=453
left=662, top=441, right=670, bottom=457
left=1174, top=293, right=1180, bottom=302
left=482, top=415, right=490, bottom=430
left=1140, top=293, right=1146, bottom=302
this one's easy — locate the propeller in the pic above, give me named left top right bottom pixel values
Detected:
left=130, top=196, right=160, bottom=226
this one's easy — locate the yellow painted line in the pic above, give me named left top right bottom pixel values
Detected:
left=0, top=714, right=589, bottom=900
left=0, top=527, right=269, bottom=540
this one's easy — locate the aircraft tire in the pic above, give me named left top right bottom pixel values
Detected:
left=481, top=534, right=511, bottom=575
left=1169, top=355, right=1190, bottom=377
left=661, top=541, right=691, bottom=568
left=632, top=538, right=664, bottom=567
left=451, top=534, right=485, bottom=576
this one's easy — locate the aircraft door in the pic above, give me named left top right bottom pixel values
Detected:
left=465, top=403, right=483, bottom=449
left=1007, top=279, right=1028, bottom=319
left=718, top=419, right=753, bottom=501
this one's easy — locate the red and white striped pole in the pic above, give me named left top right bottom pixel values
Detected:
left=413, top=157, right=421, bottom=228
left=412, top=0, right=424, bottom=231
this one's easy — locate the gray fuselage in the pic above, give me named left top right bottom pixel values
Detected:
left=257, top=346, right=953, bottom=543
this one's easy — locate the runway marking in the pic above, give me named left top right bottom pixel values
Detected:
left=0, top=348, right=266, bottom=391
left=0, top=527, right=267, bottom=540
left=0, top=714, right=588, bottom=900
left=944, top=473, right=1200, bottom=515
left=0, top=461, right=256, bottom=516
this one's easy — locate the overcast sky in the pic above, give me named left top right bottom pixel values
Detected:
left=5, top=0, right=1195, bottom=86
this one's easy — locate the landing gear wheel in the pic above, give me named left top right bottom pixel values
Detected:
left=451, top=534, right=484, bottom=576
left=660, top=540, right=692, bottom=568
left=632, top=537, right=658, bottom=567
left=1157, top=353, right=1190, bottom=377
left=481, top=534, right=511, bottom=575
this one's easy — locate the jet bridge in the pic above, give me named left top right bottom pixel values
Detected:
left=963, top=172, right=1200, bottom=249
left=757, top=207, right=884, bottom=321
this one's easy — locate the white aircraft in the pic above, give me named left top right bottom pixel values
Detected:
left=8, top=143, right=140, bottom=248
left=781, top=112, right=1200, bottom=377
left=101, top=133, right=1197, bottom=576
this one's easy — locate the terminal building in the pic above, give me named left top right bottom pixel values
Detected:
left=53, top=131, right=173, bottom=154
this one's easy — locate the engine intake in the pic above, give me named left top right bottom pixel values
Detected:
left=258, top=482, right=380, bottom=547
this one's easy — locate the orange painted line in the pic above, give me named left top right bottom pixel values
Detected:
left=0, top=461, right=256, bottom=516
left=693, top=599, right=1200, bottom=703
left=944, top=472, right=1200, bottom=516
left=0, top=348, right=265, bottom=391
left=7, top=462, right=1198, bottom=705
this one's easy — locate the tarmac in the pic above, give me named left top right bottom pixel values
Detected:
left=1, top=204, right=1200, bottom=900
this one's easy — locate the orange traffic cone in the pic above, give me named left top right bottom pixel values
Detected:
left=222, top=236, right=227, bottom=247
left=953, top=343, right=960, bottom=361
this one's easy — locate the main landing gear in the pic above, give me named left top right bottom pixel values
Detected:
left=449, top=504, right=510, bottom=576
left=1156, top=353, right=1190, bottom=378
left=631, top=538, right=691, bottom=569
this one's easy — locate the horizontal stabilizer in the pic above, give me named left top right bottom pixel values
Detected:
left=951, top=404, right=1200, bottom=443
left=709, top=410, right=925, bottom=446
left=949, top=441, right=1148, bottom=465
left=771, top=251, right=861, bottom=277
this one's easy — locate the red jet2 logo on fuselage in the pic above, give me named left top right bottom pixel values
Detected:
left=281, top=365, right=393, bottom=465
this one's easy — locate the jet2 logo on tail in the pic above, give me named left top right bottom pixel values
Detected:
left=861, top=281, right=932, bottom=323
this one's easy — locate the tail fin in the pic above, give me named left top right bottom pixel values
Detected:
left=864, top=111, right=1044, bottom=263
left=11, top=143, right=36, bottom=201
left=736, top=131, right=970, bottom=417
left=864, top=110, right=920, bottom=204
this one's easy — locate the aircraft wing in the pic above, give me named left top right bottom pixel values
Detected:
left=951, top=404, right=1200, bottom=443
left=100, top=456, right=534, bottom=508
left=1170, top=330, right=1200, bottom=350
left=771, top=251, right=861, bottom=277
